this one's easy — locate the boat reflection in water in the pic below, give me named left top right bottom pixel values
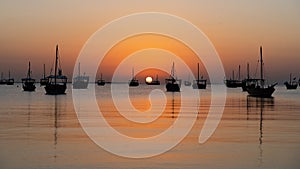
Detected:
left=246, top=96, right=274, bottom=166
left=53, top=96, right=58, bottom=159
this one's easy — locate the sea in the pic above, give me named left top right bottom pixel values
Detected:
left=0, top=83, right=299, bottom=169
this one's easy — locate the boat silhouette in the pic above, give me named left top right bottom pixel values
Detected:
left=0, top=72, right=6, bottom=85
left=225, top=65, right=242, bottom=88
left=129, top=67, right=139, bottom=87
left=165, top=62, right=181, bottom=92
left=192, top=63, right=207, bottom=89
left=146, top=74, right=160, bottom=85
left=6, top=70, right=14, bottom=85
left=40, top=64, right=48, bottom=86
left=97, top=73, right=105, bottom=86
left=284, top=73, right=297, bottom=89
left=184, top=74, right=192, bottom=86
left=73, top=62, right=89, bottom=89
left=45, top=45, right=67, bottom=95
left=246, top=46, right=277, bottom=97
left=22, top=62, right=36, bottom=91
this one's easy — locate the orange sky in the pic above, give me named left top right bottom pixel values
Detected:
left=98, top=33, right=207, bottom=82
left=0, top=1, right=299, bottom=82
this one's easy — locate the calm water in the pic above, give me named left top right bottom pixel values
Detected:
left=0, top=84, right=299, bottom=169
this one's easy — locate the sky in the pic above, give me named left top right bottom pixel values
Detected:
left=0, top=0, right=299, bottom=83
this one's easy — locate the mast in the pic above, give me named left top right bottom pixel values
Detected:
left=290, top=73, right=292, bottom=84
left=55, top=45, right=58, bottom=85
left=238, top=65, right=241, bottom=80
left=100, top=73, right=103, bottom=80
left=232, top=70, right=234, bottom=80
left=197, top=63, right=200, bottom=81
left=172, top=62, right=175, bottom=78
left=156, top=74, right=158, bottom=81
left=247, top=63, right=250, bottom=79
left=260, top=46, right=264, bottom=86
left=8, top=70, right=10, bottom=79
left=27, top=62, right=31, bottom=78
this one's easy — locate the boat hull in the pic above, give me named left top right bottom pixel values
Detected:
left=129, top=79, right=139, bottom=87
left=129, top=82, right=139, bottom=86
left=73, top=81, right=88, bottom=89
left=97, top=80, right=105, bottom=86
left=225, top=80, right=242, bottom=88
left=23, top=82, right=36, bottom=91
left=40, top=78, right=48, bottom=86
left=284, top=82, right=298, bottom=90
left=246, top=86, right=275, bottom=98
left=192, top=82, right=207, bottom=89
left=166, top=83, right=180, bottom=92
left=241, top=80, right=248, bottom=91
left=6, top=79, right=14, bottom=85
left=45, top=84, right=66, bottom=95
left=73, top=75, right=89, bottom=89
left=0, top=80, right=6, bottom=85
left=146, top=81, right=160, bottom=85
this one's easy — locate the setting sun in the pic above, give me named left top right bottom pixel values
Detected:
left=145, top=76, right=153, bottom=83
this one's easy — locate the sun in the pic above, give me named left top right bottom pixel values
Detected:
left=145, top=76, right=153, bottom=83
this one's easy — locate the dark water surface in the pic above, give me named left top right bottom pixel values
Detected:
left=0, top=84, right=299, bottom=169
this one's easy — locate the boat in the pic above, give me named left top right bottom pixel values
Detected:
left=246, top=46, right=277, bottom=97
left=97, top=73, right=105, bottom=86
left=129, top=68, right=139, bottom=87
left=45, top=45, right=67, bottom=95
left=192, top=63, right=207, bottom=89
left=0, top=72, right=6, bottom=85
left=22, top=62, right=36, bottom=91
left=284, top=73, right=298, bottom=89
left=146, top=74, right=160, bottom=85
left=184, top=74, right=192, bottom=86
left=165, top=62, right=181, bottom=92
left=73, top=63, right=89, bottom=89
left=40, top=64, right=48, bottom=86
left=6, top=70, right=14, bottom=85
left=225, top=65, right=242, bottom=88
